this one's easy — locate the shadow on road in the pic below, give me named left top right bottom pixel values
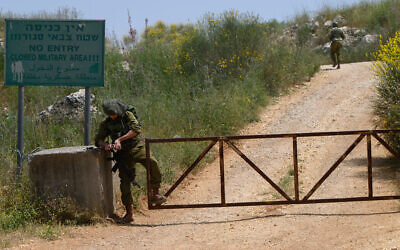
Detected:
left=346, top=156, right=400, bottom=181
left=346, top=156, right=400, bottom=168
left=320, top=67, right=338, bottom=71
left=118, top=210, right=400, bottom=228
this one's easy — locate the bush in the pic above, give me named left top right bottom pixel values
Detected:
left=260, top=39, right=323, bottom=94
left=341, top=42, right=380, bottom=63
left=0, top=177, right=97, bottom=233
left=373, top=31, right=400, bottom=151
left=158, top=11, right=267, bottom=79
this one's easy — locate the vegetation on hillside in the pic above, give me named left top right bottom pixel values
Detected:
left=317, top=0, right=400, bottom=34
left=292, top=0, right=400, bottom=63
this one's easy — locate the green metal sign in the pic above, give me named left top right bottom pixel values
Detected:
left=4, top=19, right=105, bottom=86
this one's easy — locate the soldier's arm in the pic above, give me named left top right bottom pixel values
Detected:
left=95, top=121, right=112, bottom=150
left=116, top=130, right=137, bottom=142
left=97, top=140, right=113, bottom=151
left=125, top=111, right=142, bottom=134
left=114, top=112, right=141, bottom=150
left=114, top=130, right=136, bottom=150
left=328, top=31, right=333, bottom=42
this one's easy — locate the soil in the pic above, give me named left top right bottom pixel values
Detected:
left=14, top=62, right=400, bottom=249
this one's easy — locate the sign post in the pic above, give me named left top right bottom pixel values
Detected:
left=5, top=19, right=105, bottom=174
left=84, top=86, right=91, bottom=145
left=16, top=86, right=24, bottom=175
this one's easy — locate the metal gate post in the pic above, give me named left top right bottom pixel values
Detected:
left=293, top=136, right=299, bottom=201
left=145, top=139, right=152, bottom=209
left=219, top=139, right=226, bottom=205
left=367, top=134, right=373, bottom=198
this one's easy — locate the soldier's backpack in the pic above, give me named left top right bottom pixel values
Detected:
left=126, top=104, right=141, bottom=125
left=118, top=104, right=142, bottom=136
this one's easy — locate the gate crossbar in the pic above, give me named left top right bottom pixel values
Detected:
left=302, top=134, right=365, bottom=201
left=163, top=140, right=217, bottom=198
left=145, top=130, right=400, bottom=209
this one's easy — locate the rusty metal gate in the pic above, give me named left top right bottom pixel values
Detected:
left=145, top=130, right=400, bottom=210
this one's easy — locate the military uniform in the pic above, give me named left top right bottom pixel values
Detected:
left=328, top=26, right=345, bottom=68
left=95, top=102, right=162, bottom=207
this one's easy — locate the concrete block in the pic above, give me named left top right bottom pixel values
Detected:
left=29, top=146, right=115, bottom=217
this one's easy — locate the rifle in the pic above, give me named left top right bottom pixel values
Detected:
left=108, top=147, right=141, bottom=189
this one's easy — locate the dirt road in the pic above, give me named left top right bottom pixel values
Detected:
left=17, top=62, right=400, bottom=249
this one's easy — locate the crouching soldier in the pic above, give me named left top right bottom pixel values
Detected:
left=95, top=99, right=166, bottom=223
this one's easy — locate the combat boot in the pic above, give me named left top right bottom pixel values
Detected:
left=122, top=204, right=134, bottom=223
left=337, top=58, right=341, bottom=69
left=151, top=188, right=167, bottom=205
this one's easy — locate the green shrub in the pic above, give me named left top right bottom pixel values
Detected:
left=373, top=31, right=400, bottom=151
left=0, top=176, right=97, bottom=233
left=260, top=40, right=323, bottom=94
left=341, top=41, right=380, bottom=63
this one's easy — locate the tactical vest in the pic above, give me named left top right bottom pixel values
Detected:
left=329, top=27, right=344, bottom=42
left=104, top=111, right=140, bottom=149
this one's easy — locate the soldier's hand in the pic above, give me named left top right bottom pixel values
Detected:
left=114, top=139, right=122, bottom=150
left=105, top=143, right=113, bottom=151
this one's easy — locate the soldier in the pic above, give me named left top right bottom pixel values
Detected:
left=328, top=21, right=345, bottom=69
left=95, top=99, right=166, bottom=223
